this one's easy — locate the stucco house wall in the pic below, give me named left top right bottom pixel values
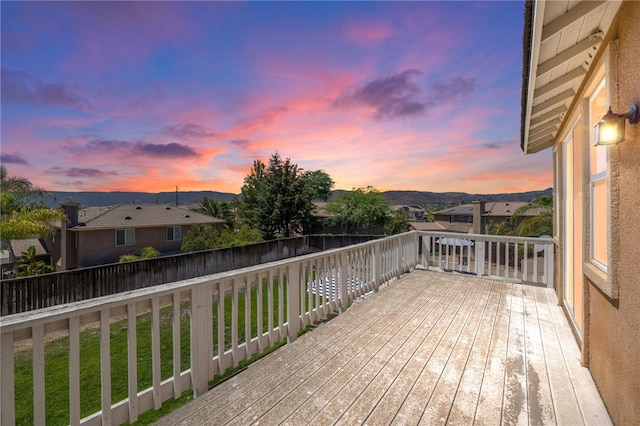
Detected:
left=584, top=3, right=640, bottom=423
left=72, top=225, right=192, bottom=267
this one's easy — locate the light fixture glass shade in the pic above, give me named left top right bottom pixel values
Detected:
left=594, top=107, right=625, bottom=146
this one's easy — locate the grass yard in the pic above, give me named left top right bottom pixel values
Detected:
left=12, top=277, right=319, bottom=425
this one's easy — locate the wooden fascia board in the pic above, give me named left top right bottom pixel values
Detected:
left=523, top=0, right=547, bottom=154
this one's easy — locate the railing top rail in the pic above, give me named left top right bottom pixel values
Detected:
left=419, top=231, right=554, bottom=245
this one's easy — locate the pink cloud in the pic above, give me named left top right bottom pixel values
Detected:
left=343, top=21, right=395, bottom=46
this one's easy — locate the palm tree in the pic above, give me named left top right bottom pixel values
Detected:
left=198, top=197, right=234, bottom=226
left=511, top=195, right=553, bottom=237
left=0, top=166, right=67, bottom=240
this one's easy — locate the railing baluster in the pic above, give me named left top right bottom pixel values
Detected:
left=100, top=308, right=112, bottom=425
left=151, top=297, right=161, bottom=409
left=267, top=270, right=274, bottom=345
left=217, top=281, right=228, bottom=372
left=127, top=303, right=138, bottom=421
left=172, top=291, right=181, bottom=399
left=533, top=245, right=539, bottom=281
left=231, top=279, right=239, bottom=366
left=278, top=269, right=285, bottom=339
left=257, top=273, right=265, bottom=352
left=32, top=324, right=45, bottom=425
left=69, top=316, right=80, bottom=426
left=244, top=276, right=251, bottom=359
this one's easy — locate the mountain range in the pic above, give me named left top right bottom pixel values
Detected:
left=48, top=188, right=553, bottom=209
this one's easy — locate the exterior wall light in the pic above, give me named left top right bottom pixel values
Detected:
left=594, top=104, right=640, bottom=145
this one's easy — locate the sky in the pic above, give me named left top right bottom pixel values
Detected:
left=0, top=1, right=552, bottom=195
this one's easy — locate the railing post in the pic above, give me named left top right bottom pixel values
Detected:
left=287, top=263, right=300, bottom=343
left=372, top=242, right=381, bottom=292
left=421, top=235, right=428, bottom=268
left=545, top=244, right=555, bottom=288
left=338, top=251, right=349, bottom=314
left=190, top=283, right=212, bottom=398
left=476, top=238, right=485, bottom=277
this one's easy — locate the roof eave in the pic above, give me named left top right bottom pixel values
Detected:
left=520, top=0, right=547, bottom=155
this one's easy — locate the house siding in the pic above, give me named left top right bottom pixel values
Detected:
left=586, top=3, right=640, bottom=423
left=73, top=225, right=195, bottom=267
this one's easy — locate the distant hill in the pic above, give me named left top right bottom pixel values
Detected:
left=48, top=188, right=552, bottom=209
left=380, top=188, right=553, bottom=207
left=48, top=191, right=237, bottom=208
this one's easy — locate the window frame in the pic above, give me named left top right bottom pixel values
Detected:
left=167, top=226, right=182, bottom=241
left=115, top=229, right=135, bottom=247
left=588, top=78, right=608, bottom=273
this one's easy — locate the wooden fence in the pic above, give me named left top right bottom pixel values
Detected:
left=0, top=235, right=379, bottom=316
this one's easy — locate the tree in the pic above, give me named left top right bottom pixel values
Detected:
left=215, top=224, right=263, bottom=249
left=512, top=195, right=553, bottom=237
left=15, top=245, right=54, bottom=277
left=119, top=246, right=160, bottom=263
left=325, top=186, right=390, bottom=234
left=238, top=153, right=333, bottom=239
left=385, top=208, right=409, bottom=235
left=199, top=197, right=234, bottom=227
left=491, top=195, right=553, bottom=237
left=181, top=224, right=263, bottom=252
left=0, top=166, right=67, bottom=241
left=181, top=224, right=220, bottom=252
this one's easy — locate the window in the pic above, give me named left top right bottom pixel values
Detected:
left=116, top=229, right=135, bottom=246
left=167, top=226, right=182, bottom=241
left=589, top=78, right=608, bottom=271
left=449, top=216, right=455, bottom=225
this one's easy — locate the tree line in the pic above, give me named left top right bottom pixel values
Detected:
left=0, top=153, right=410, bottom=273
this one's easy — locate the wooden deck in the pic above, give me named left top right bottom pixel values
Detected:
left=154, top=270, right=611, bottom=426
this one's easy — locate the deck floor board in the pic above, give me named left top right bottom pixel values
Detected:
left=154, top=270, right=611, bottom=426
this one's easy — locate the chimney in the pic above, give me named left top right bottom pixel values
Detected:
left=472, top=199, right=486, bottom=234
left=61, top=197, right=80, bottom=227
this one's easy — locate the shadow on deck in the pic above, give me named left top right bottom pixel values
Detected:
left=154, top=270, right=610, bottom=426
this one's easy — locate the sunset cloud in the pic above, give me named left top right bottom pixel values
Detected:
left=335, top=69, right=426, bottom=120
left=1, top=68, right=82, bottom=108
left=47, top=167, right=119, bottom=178
left=0, top=152, right=29, bottom=165
left=63, top=137, right=197, bottom=159
left=161, top=123, right=218, bottom=140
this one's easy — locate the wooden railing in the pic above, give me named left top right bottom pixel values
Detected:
left=0, top=232, right=418, bottom=426
left=1, top=235, right=379, bottom=316
left=0, top=231, right=555, bottom=426
left=419, top=231, right=555, bottom=287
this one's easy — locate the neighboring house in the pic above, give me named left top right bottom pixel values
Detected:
left=432, top=200, right=545, bottom=234
left=3, top=238, right=52, bottom=277
left=521, top=1, right=639, bottom=423
left=50, top=198, right=226, bottom=269
left=407, top=221, right=446, bottom=232
left=9, top=238, right=50, bottom=263
left=391, top=205, right=426, bottom=220
left=313, top=202, right=386, bottom=235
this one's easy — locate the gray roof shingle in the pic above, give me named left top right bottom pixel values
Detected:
left=71, top=204, right=225, bottom=230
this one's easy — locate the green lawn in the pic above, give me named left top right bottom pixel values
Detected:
left=12, top=277, right=330, bottom=425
